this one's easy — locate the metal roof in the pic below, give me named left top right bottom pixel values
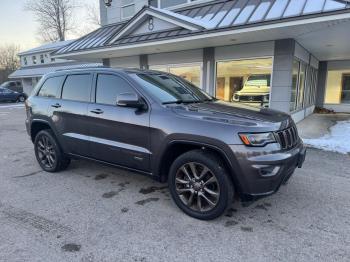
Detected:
left=18, top=40, right=75, bottom=56
left=8, top=62, right=102, bottom=79
left=55, top=0, right=350, bottom=56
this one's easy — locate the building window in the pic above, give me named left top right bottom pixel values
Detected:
left=325, top=70, right=350, bottom=104
left=51, top=58, right=56, bottom=62
left=216, top=58, right=273, bottom=107
left=121, top=0, right=135, bottom=19
left=290, top=59, right=309, bottom=112
left=150, top=63, right=202, bottom=88
left=32, top=56, right=37, bottom=65
left=40, top=54, right=45, bottom=64
left=341, top=74, right=350, bottom=103
left=149, top=0, right=199, bottom=9
left=23, top=57, right=28, bottom=66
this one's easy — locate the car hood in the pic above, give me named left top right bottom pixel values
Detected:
left=236, top=85, right=270, bottom=94
left=170, top=100, right=291, bottom=129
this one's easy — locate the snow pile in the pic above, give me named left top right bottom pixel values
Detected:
left=302, top=120, right=350, bottom=154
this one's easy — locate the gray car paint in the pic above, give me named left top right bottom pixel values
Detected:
left=25, top=67, right=305, bottom=201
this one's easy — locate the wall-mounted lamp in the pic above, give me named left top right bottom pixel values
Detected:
left=104, top=0, right=113, bottom=7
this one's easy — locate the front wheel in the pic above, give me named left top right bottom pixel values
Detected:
left=34, top=130, right=71, bottom=172
left=168, top=150, right=234, bottom=220
left=17, top=95, right=25, bottom=103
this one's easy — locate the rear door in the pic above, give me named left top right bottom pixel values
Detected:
left=49, top=73, right=93, bottom=156
left=87, top=73, right=151, bottom=172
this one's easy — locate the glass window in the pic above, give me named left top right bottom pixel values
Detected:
left=96, top=74, right=134, bottom=105
left=169, top=65, right=201, bottom=88
left=23, top=57, right=28, bottom=66
left=32, top=56, right=37, bottom=65
left=341, top=74, right=350, bottom=104
left=149, top=0, right=158, bottom=7
left=61, top=74, right=92, bottom=102
left=216, top=58, right=273, bottom=107
left=150, top=64, right=202, bottom=88
left=40, top=54, right=44, bottom=64
left=290, top=59, right=299, bottom=111
left=130, top=72, right=211, bottom=104
left=297, top=63, right=306, bottom=110
left=38, top=76, right=65, bottom=98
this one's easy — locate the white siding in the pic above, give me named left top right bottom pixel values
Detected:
left=215, top=41, right=275, bottom=61
left=110, top=56, right=140, bottom=68
left=148, top=49, right=203, bottom=66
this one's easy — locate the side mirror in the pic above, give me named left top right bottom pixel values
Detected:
left=117, top=92, right=145, bottom=109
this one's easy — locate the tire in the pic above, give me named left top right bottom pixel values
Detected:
left=168, top=149, right=234, bottom=220
left=34, top=129, right=71, bottom=172
left=17, top=96, right=25, bottom=103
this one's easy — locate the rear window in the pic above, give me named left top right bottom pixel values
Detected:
left=38, top=76, right=65, bottom=98
left=61, top=74, right=92, bottom=102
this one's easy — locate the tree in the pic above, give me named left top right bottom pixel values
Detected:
left=0, top=44, right=20, bottom=83
left=25, top=0, right=77, bottom=42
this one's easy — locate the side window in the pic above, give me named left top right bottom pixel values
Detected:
left=38, top=76, right=65, bottom=98
left=96, top=74, right=135, bottom=105
left=62, top=74, right=92, bottom=102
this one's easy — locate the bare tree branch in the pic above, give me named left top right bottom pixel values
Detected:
left=0, top=44, right=20, bottom=83
left=25, top=0, right=77, bottom=42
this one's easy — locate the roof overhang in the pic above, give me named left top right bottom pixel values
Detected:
left=53, top=11, right=350, bottom=62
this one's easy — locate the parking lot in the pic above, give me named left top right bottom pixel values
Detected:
left=0, top=104, right=349, bottom=262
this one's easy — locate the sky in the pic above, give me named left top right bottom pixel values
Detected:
left=0, top=0, right=98, bottom=51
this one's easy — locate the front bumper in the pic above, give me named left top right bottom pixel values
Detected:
left=228, top=142, right=306, bottom=201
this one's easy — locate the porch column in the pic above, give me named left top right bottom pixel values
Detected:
left=315, top=61, right=328, bottom=107
left=102, top=58, right=110, bottom=67
left=203, top=47, right=215, bottom=95
left=140, top=55, right=149, bottom=70
left=270, top=39, right=295, bottom=113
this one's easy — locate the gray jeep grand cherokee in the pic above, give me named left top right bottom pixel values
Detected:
left=25, top=68, right=306, bottom=220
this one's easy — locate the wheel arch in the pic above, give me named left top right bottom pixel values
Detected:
left=30, top=119, right=55, bottom=142
left=156, top=140, right=242, bottom=194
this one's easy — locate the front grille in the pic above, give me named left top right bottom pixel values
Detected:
left=275, top=125, right=299, bottom=149
left=238, top=95, right=263, bottom=102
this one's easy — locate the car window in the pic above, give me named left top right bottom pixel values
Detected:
left=130, top=72, right=212, bottom=104
left=96, top=74, right=135, bottom=105
left=9, top=82, right=16, bottom=87
left=61, top=74, right=92, bottom=102
left=38, top=76, right=65, bottom=98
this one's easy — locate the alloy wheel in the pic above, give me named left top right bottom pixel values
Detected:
left=37, top=135, right=56, bottom=169
left=175, top=162, right=220, bottom=212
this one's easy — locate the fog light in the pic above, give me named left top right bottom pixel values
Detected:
left=253, top=165, right=280, bottom=177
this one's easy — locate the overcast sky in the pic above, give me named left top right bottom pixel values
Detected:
left=0, top=0, right=98, bottom=51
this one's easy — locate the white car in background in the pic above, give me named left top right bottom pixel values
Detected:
left=232, top=74, right=271, bottom=107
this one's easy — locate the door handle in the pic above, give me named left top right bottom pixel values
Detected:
left=51, top=103, right=61, bottom=108
left=90, top=109, right=104, bottom=114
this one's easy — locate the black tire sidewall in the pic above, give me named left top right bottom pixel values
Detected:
left=34, top=130, right=62, bottom=172
left=168, top=150, right=234, bottom=220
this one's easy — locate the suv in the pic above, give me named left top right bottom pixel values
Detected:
left=25, top=68, right=306, bottom=220
left=232, top=74, right=271, bottom=107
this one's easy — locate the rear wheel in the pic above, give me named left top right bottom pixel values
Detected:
left=34, top=130, right=70, bottom=172
left=17, top=95, right=25, bottom=103
left=168, top=150, right=234, bottom=220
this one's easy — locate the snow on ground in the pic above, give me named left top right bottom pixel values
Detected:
left=302, top=120, right=350, bottom=154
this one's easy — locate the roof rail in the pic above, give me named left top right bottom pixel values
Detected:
left=55, top=65, right=109, bottom=72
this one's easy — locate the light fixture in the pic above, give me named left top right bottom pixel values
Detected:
left=104, top=0, right=112, bottom=7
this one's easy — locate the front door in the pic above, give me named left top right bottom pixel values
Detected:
left=87, top=73, right=151, bottom=172
left=49, top=73, right=93, bottom=156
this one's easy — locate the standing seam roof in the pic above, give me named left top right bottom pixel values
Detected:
left=54, top=0, right=350, bottom=55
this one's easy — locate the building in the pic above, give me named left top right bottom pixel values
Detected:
left=52, top=0, right=350, bottom=121
left=9, top=40, right=101, bottom=95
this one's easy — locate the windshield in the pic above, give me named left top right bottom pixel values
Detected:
left=245, top=74, right=271, bottom=87
left=130, top=72, right=213, bottom=104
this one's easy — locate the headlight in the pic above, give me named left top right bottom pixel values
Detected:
left=239, top=132, right=276, bottom=147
